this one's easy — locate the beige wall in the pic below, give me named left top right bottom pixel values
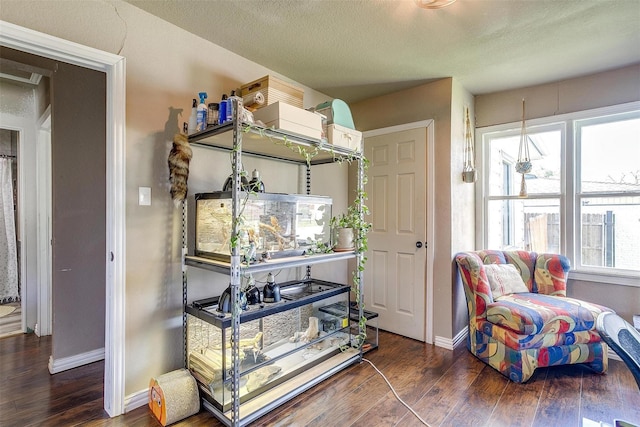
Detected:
left=1, top=0, right=343, bottom=398
left=475, top=65, right=640, bottom=323
left=475, top=64, right=640, bottom=127
left=351, top=77, right=475, bottom=341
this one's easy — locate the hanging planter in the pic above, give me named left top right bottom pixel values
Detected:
left=516, top=99, right=532, bottom=197
left=462, top=106, right=477, bottom=183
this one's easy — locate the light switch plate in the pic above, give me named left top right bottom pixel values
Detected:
left=138, top=187, right=151, bottom=206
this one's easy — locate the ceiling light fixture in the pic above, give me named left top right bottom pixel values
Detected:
left=415, top=0, right=457, bottom=9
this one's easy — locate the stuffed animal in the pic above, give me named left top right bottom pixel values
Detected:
left=168, top=132, right=192, bottom=207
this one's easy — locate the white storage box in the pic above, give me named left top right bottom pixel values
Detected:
left=326, top=123, right=362, bottom=152
left=253, top=102, right=322, bottom=140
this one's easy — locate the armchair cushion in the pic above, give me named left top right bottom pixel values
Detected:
left=477, top=319, right=603, bottom=351
left=484, top=264, right=529, bottom=298
left=487, top=293, right=612, bottom=335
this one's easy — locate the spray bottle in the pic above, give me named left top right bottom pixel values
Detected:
left=196, top=92, right=208, bottom=132
left=188, top=98, right=197, bottom=134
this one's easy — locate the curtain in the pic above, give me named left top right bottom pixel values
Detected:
left=0, top=158, right=19, bottom=303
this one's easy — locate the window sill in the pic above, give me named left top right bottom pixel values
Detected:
left=568, top=270, right=640, bottom=288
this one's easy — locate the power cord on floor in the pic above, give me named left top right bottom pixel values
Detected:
left=362, top=358, right=433, bottom=427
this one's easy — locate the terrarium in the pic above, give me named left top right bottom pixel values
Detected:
left=195, top=192, right=332, bottom=262
left=185, top=279, right=351, bottom=412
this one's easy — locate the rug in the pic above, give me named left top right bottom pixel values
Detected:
left=0, top=305, right=16, bottom=318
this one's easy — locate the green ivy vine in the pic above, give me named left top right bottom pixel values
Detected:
left=236, top=122, right=372, bottom=351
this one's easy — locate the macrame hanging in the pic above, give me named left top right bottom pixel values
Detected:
left=515, top=99, right=532, bottom=197
left=462, top=106, right=477, bottom=183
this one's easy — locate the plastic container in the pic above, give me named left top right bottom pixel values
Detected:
left=196, top=92, right=208, bottom=132
left=207, top=103, right=219, bottom=127
left=188, top=98, right=197, bottom=134
left=226, top=90, right=237, bottom=122
left=219, top=94, right=228, bottom=125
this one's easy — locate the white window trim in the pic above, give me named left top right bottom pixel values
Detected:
left=476, top=101, right=640, bottom=288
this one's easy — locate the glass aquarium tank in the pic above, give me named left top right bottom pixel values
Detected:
left=195, top=192, right=332, bottom=262
left=185, top=279, right=351, bottom=412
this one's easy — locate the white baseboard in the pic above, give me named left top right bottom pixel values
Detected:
left=48, top=347, right=105, bottom=374
left=434, top=326, right=469, bottom=350
left=124, top=388, right=149, bottom=413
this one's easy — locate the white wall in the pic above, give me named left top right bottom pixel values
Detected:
left=0, top=0, right=344, bottom=400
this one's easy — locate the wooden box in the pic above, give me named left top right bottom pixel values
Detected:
left=241, top=75, right=304, bottom=110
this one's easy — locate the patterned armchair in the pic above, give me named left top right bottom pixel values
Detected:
left=455, top=250, right=612, bottom=383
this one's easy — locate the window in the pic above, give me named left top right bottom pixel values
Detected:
left=576, top=112, right=640, bottom=272
left=478, top=102, right=640, bottom=284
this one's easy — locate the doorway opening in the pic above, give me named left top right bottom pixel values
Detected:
left=0, top=21, right=126, bottom=417
left=0, top=128, right=21, bottom=337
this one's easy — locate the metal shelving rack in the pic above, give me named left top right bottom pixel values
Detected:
left=184, top=97, right=365, bottom=427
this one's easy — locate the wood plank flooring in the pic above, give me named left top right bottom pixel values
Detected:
left=0, top=302, right=21, bottom=338
left=1, top=331, right=638, bottom=427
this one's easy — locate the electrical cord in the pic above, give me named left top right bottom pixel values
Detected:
left=362, top=358, right=432, bottom=427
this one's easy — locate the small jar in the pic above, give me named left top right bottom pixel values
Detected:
left=207, top=103, right=219, bottom=126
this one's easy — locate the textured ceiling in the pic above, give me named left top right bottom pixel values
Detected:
left=125, top=0, right=640, bottom=103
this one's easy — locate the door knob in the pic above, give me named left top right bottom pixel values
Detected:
left=416, top=241, right=423, bottom=248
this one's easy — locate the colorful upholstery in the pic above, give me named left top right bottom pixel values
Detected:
left=455, top=250, right=612, bottom=382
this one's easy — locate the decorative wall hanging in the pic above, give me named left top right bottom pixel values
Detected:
left=462, top=106, right=477, bottom=183
left=516, top=99, right=532, bottom=197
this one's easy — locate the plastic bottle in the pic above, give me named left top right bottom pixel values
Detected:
left=207, top=103, right=219, bottom=127
left=219, top=94, right=228, bottom=124
left=196, top=92, right=208, bottom=132
left=227, top=90, right=237, bottom=123
left=188, top=98, right=197, bottom=134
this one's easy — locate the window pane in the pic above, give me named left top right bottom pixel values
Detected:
left=487, top=130, right=561, bottom=196
left=579, top=116, right=640, bottom=193
left=487, top=198, right=560, bottom=253
left=581, top=196, right=640, bottom=270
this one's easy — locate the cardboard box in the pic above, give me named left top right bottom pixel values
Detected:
left=253, top=101, right=322, bottom=140
left=241, top=75, right=304, bottom=109
left=326, top=123, right=362, bottom=152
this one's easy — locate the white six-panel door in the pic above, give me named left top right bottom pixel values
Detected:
left=364, top=126, right=428, bottom=341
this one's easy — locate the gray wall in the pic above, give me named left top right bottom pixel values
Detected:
left=50, top=62, right=106, bottom=359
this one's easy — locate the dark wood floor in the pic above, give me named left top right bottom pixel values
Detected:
left=1, top=331, right=638, bottom=427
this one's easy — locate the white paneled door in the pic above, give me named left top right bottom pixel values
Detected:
left=364, top=126, right=428, bottom=341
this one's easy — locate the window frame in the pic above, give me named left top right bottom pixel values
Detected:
left=476, top=101, right=640, bottom=287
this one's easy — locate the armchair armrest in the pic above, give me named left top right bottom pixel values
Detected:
left=455, top=252, right=494, bottom=321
